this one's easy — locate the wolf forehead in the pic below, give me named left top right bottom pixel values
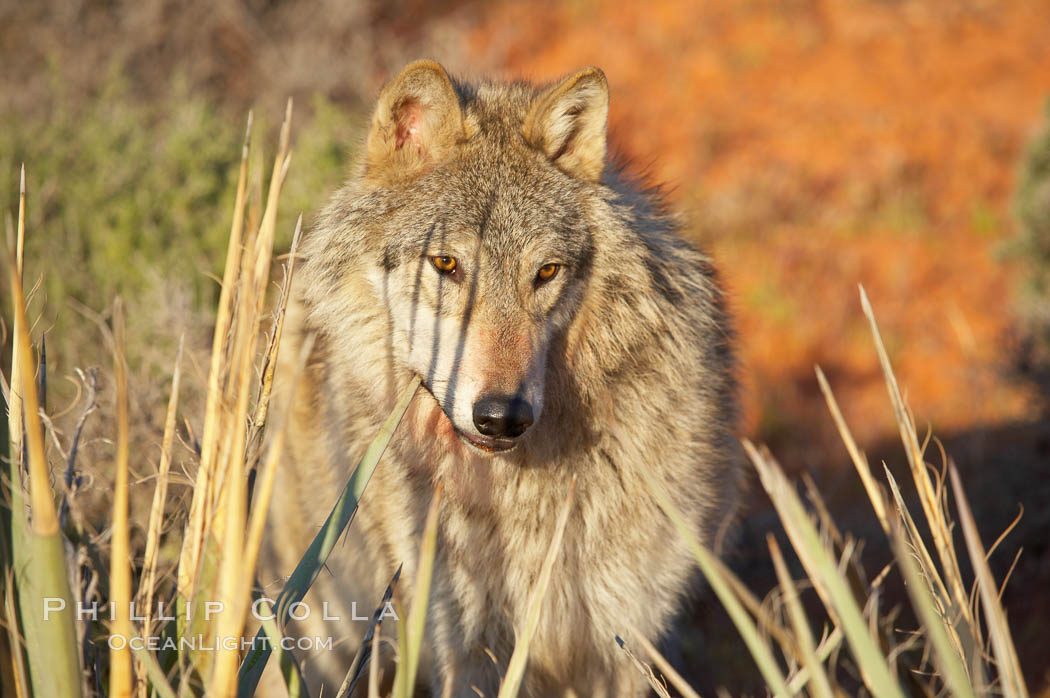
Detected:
left=373, top=80, right=609, bottom=258
left=318, top=60, right=613, bottom=267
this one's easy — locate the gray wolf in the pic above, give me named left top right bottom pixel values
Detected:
left=260, top=59, right=742, bottom=697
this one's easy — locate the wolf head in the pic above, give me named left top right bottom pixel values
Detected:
left=323, top=60, right=613, bottom=456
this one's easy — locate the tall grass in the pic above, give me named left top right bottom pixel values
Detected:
left=636, top=286, right=1031, bottom=696
left=5, top=165, right=82, bottom=697
left=0, top=106, right=1034, bottom=697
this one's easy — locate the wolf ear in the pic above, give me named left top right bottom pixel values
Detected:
left=524, top=67, right=609, bottom=182
left=366, top=60, right=466, bottom=179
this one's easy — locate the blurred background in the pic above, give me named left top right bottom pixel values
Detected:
left=2, top=0, right=1049, bottom=692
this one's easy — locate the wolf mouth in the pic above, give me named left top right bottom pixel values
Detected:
left=454, top=428, right=518, bottom=454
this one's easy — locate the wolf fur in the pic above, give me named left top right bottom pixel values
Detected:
left=259, top=60, right=742, bottom=697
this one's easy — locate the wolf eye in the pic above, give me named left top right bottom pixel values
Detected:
left=430, top=255, right=457, bottom=274
left=536, top=263, right=560, bottom=283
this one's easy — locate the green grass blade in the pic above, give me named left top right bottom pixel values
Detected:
left=643, top=474, right=790, bottom=698
left=745, top=440, right=905, bottom=698
left=131, top=641, right=178, bottom=698
left=949, top=463, right=1028, bottom=698
left=8, top=226, right=82, bottom=698
left=890, top=522, right=976, bottom=698
left=237, top=375, right=420, bottom=695
left=252, top=596, right=309, bottom=698
left=336, top=565, right=402, bottom=698
left=767, top=535, right=835, bottom=698
left=16, top=528, right=82, bottom=698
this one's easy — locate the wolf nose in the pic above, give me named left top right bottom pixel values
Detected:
left=473, top=395, right=534, bottom=438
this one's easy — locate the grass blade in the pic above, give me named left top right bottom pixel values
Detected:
left=137, top=337, right=183, bottom=698
left=336, top=565, right=402, bottom=698
left=5, top=164, right=29, bottom=697
left=392, top=485, right=442, bottom=698
left=209, top=172, right=274, bottom=694
left=627, top=628, right=701, bottom=698
left=130, top=641, right=178, bottom=698
left=109, top=298, right=133, bottom=698
left=745, top=440, right=905, bottom=698
left=368, top=616, right=382, bottom=698
left=949, top=463, right=1028, bottom=698
left=859, top=287, right=971, bottom=622
left=861, top=287, right=985, bottom=683
left=8, top=163, right=26, bottom=467
left=7, top=206, right=83, bottom=698
left=2, top=570, right=30, bottom=698
left=251, top=595, right=310, bottom=698
left=249, top=214, right=304, bottom=443
left=9, top=184, right=56, bottom=539
left=767, top=535, right=835, bottom=698
left=643, top=474, right=790, bottom=698
left=3, top=166, right=30, bottom=698
left=237, top=375, right=421, bottom=694
left=497, top=476, right=576, bottom=698
left=815, top=366, right=889, bottom=533
left=178, top=111, right=254, bottom=601
left=243, top=334, right=315, bottom=590
left=890, top=520, right=976, bottom=698
left=615, top=636, right=671, bottom=698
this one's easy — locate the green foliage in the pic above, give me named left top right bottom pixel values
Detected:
left=1015, top=100, right=1050, bottom=291
left=1012, top=98, right=1050, bottom=401
left=0, top=75, right=358, bottom=394
left=1, top=79, right=359, bottom=310
left=1, top=76, right=237, bottom=313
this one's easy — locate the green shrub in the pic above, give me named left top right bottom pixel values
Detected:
left=1012, top=98, right=1050, bottom=405
left=0, top=74, right=359, bottom=405
left=1, top=76, right=237, bottom=314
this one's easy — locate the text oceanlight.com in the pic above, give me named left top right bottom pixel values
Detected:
left=107, top=634, right=335, bottom=652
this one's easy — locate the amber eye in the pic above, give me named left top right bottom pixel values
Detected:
left=536, top=263, right=560, bottom=283
left=430, top=255, right=457, bottom=274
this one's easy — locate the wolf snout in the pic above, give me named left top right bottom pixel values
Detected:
left=472, top=395, right=534, bottom=438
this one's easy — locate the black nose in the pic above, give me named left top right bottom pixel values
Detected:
left=472, top=395, right=534, bottom=439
